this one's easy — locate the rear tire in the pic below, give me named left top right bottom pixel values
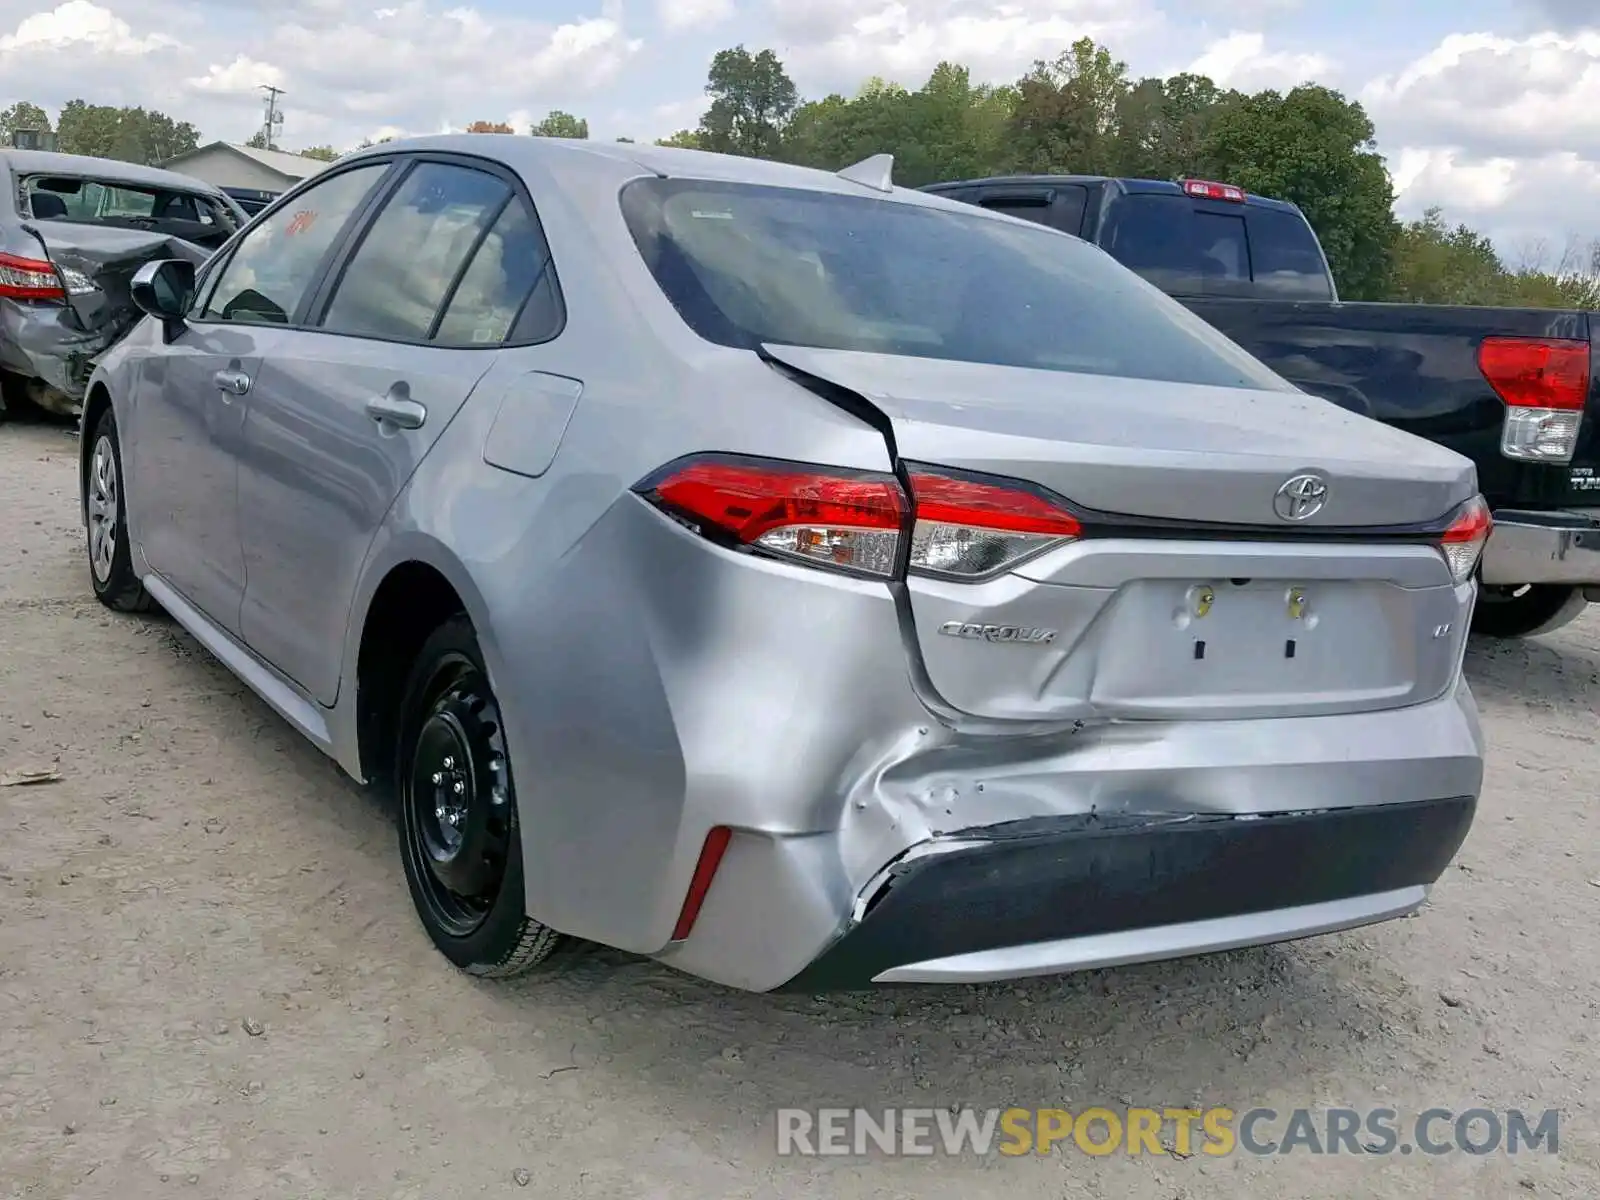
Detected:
left=1471, top=584, right=1587, bottom=639
left=395, top=616, right=566, bottom=978
left=84, top=406, right=151, bottom=613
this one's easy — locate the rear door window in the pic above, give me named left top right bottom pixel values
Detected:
left=318, top=161, right=512, bottom=342
left=431, top=198, right=563, bottom=346
left=1246, top=207, right=1334, bottom=300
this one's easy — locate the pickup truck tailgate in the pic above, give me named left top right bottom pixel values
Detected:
left=1181, top=298, right=1599, bottom=511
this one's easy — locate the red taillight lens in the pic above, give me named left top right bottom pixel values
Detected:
left=907, top=467, right=1081, bottom=579
left=1438, top=495, right=1492, bottom=584
left=0, top=251, right=65, bottom=301
left=1478, top=336, right=1589, bottom=464
left=639, top=455, right=908, bottom=577
left=638, top=455, right=1086, bottom=582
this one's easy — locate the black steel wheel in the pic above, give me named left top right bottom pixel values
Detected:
left=396, top=616, right=563, bottom=976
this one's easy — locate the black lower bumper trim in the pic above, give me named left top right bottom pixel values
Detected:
left=778, top=795, right=1476, bottom=992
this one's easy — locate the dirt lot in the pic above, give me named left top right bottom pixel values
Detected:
left=0, top=416, right=1595, bottom=1199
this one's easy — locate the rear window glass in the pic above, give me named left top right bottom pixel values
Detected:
left=1100, top=192, right=1332, bottom=300
left=1246, top=207, right=1334, bottom=300
left=619, top=178, right=1294, bottom=393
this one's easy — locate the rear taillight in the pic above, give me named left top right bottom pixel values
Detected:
left=637, top=455, right=1082, bottom=581
left=1478, top=336, right=1589, bottom=464
left=639, top=455, right=907, bottom=578
left=0, top=251, right=65, bottom=300
left=907, top=468, right=1080, bottom=579
left=1438, top=495, right=1492, bottom=584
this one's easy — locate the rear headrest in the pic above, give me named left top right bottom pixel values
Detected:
left=30, top=192, right=68, bottom=219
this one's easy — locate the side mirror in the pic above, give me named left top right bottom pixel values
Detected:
left=130, top=258, right=196, bottom=341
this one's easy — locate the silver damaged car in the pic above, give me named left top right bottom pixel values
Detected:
left=78, top=136, right=1489, bottom=992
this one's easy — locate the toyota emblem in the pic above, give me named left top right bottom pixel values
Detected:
left=1273, top=473, right=1329, bottom=522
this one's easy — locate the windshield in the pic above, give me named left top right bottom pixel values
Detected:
left=21, top=174, right=241, bottom=244
left=619, top=178, right=1296, bottom=393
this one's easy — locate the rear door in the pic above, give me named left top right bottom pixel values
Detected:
left=234, top=154, right=559, bottom=704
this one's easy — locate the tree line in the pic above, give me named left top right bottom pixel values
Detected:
left=3, top=41, right=1594, bottom=310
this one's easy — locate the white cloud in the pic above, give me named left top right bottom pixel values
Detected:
left=0, top=0, right=171, bottom=52
left=187, top=54, right=285, bottom=94
left=658, top=0, right=734, bottom=32
left=1186, top=31, right=1331, bottom=91
left=768, top=0, right=1159, bottom=90
left=1362, top=31, right=1600, bottom=161
left=0, top=0, right=644, bottom=149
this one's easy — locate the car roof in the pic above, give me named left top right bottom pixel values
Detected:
left=0, top=149, right=227, bottom=195
left=337, top=133, right=966, bottom=209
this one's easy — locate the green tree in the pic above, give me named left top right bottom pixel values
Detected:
left=530, top=110, right=589, bottom=138
left=696, top=45, right=797, bottom=157
left=656, top=129, right=704, bottom=149
left=1196, top=84, right=1395, bottom=300
left=298, top=145, right=340, bottom=162
left=56, top=101, right=201, bottom=164
left=782, top=65, right=1015, bottom=186
left=0, top=101, right=52, bottom=144
left=1006, top=38, right=1132, bottom=174
left=1110, top=73, right=1240, bottom=179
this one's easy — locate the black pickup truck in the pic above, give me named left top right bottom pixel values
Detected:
left=925, top=173, right=1600, bottom=639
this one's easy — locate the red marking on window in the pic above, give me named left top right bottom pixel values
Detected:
left=285, top=210, right=318, bottom=236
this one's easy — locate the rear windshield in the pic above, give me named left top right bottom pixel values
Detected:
left=21, top=174, right=241, bottom=244
left=1099, top=193, right=1333, bottom=301
left=619, top=178, right=1297, bottom=393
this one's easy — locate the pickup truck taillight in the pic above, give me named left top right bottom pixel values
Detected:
left=1478, top=336, right=1590, bottom=464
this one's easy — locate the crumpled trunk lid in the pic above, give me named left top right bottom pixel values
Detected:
left=762, top=344, right=1479, bottom=724
left=761, top=345, right=1477, bottom=528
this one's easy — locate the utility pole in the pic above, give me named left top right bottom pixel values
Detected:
left=259, top=84, right=285, bottom=150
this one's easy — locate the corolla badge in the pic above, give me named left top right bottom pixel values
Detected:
left=938, top=621, right=1057, bottom=646
left=1272, top=473, right=1329, bottom=522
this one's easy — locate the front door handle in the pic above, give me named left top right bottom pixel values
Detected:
left=365, top=388, right=426, bottom=430
left=213, top=368, right=251, bottom=396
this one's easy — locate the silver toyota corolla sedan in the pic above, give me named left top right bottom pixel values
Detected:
left=77, top=134, right=1488, bottom=992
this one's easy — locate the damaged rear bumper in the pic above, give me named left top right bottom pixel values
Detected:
left=775, top=795, right=1474, bottom=990
left=0, top=227, right=211, bottom=418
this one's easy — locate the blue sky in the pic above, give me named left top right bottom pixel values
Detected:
left=0, top=0, right=1596, bottom=257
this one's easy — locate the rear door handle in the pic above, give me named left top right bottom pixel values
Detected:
left=213, top=368, right=250, bottom=396
left=365, top=390, right=426, bottom=430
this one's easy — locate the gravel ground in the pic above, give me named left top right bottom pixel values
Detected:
left=0, top=415, right=1595, bottom=1199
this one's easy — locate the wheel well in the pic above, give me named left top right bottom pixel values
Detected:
left=78, top=384, right=112, bottom=521
left=356, top=562, right=469, bottom=786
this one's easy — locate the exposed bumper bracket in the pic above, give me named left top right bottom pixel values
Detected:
left=777, top=796, right=1476, bottom=992
left=1480, top=508, right=1600, bottom=587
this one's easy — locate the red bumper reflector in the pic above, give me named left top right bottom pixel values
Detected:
left=671, top=826, right=732, bottom=942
